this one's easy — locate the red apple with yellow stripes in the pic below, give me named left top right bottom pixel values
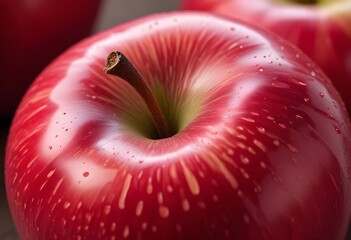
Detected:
left=5, top=12, right=351, bottom=239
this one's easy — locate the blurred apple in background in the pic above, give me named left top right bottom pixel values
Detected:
left=181, top=0, right=351, bottom=116
left=5, top=11, right=351, bottom=239
left=0, top=0, right=103, bottom=120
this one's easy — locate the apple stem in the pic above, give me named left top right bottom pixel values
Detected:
left=103, top=51, right=171, bottom=139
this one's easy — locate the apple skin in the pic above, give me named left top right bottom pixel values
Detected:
left=5, top=12, right=351, bottom=239
left=181, top=0, right=351, bottom=116
left=0, top=0, right=102, bottom=120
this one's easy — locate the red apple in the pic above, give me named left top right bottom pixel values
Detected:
left=181, top=0, right=351, bottom=116
left=5, top=12, right=351, bottom=239
left=0, top=0, right=102, bottom=120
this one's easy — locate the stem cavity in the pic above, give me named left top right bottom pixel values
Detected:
left=103, top=51, right=171, bottom=139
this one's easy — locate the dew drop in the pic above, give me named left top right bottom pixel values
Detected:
left=295, top=80, right=307, bottom=86
left=304, top=97, right=310, bottom=103
left=104, top=205, right=112, bottom=215
left=335, top=127, right=341, bottom=134
left=240, top=155, right=250, bottom=164
left=260, top=161, right=267, bottom=169
left=85, top=213, right=92, bottom=223
left=311, top=71, right=316, bottom=77
left=319, top=92, right=324, bottom=98
left=159, top=206, right=170, bottom=218
left=83, top=172, right=89, bottom=177
left=347, top=167, right=351, bottom=179
left=63, top=201, right=71, bottom=209
left=288, top=144, right=298, bottom=153
left=243, top=214, right=250, bottom=224
left=325, top=113, right=334, bottom=120
left=289, top=158, right=298, bottom=164
left=259, top=67, right=263, bottom=72
left=257, top=127, right=266, bottom=134
left=254, top=185, right=262, bottom=193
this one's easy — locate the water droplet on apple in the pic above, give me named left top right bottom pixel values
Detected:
left=295, top=115, right=303, bottom=120
left=104, top=205, right=112, bottom=215
left=293, top=79, right=307, bottom=86
left=326, top=113, right=334, bottom=120
left=63, top=201, right=71, bottom=209
left=240, top=155, right=250, bottom=164
left=288, top=144, right=298, bottom=153
left=243, top=214, right=250, bottom=224
left=335, top=127, right=341, bottom=134
left=347, top=167, right=351, bottom=179
left=304, top=97, right=310, bottom=103
left=289, top=158, right=298, bottom=164
left=257, top=127, right=265, bottom=134
left=273, top=139, right=280, bottom=146
left=311, top=71, right=316, bottom=77
left=83, top=172, right=89, bottom=177
left=319, top=92, right=324, bottom=98
left=254, top=186, right=262, bottom=193
left=259, top=67, right=263, bottom=72
left=260, top=161, right=267, bottom=169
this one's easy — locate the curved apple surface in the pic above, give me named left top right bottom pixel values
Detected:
left=181, top=0, right=351, bottom=116
left=5, top=12, right=351, bottom=239
left=0, top=0, right=102, bottom=119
